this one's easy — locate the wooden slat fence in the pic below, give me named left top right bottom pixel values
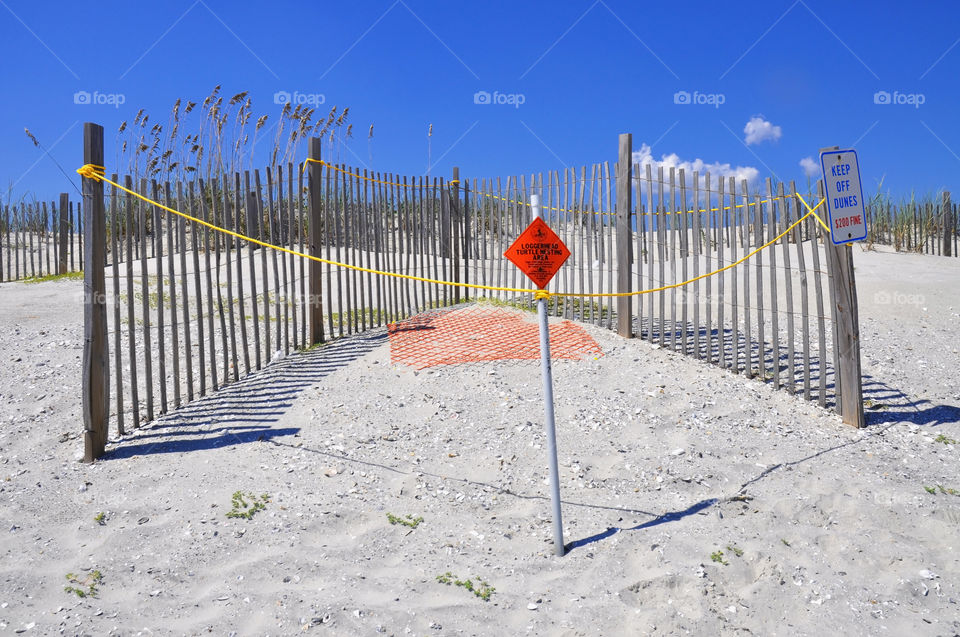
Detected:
left=864, top=192, right=958, bottom=256
left=1, top=195, right=83, bottom=281
left=79, top=133, right=887, bottom=457
left=464, top=165, right=839, bottom=408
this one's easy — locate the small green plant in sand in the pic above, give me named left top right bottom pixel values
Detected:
left=436, top=572, right=495, bottom=601
left=924, top=484, right=958, bottom=496
left=94, top=512, right=106, bottom=526
left=226, top=491, right=270, bottom=520
left=710, top=550, right=728, bottom=565
left=23, top=271, right=84, bottom=284
left=386, top=513, right=423, bottom=529
left=727, top=545, right=744, bottom=558
left=934, top=434, right=957, bottom=445
left=781, top=539, right=791, bottom=547
left=64, top=570, right=102, bottom=598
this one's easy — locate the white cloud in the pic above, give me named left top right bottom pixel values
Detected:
left=743, top=116, right=782, bottom=145
left=799, top=156, right=819, bottom=177
left=632, top=143, right=760, bottom=189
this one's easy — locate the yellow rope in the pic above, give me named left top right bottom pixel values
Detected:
left=302, top=158, right=456, bottom=189
left=548, top=197, right=826, bottom=299
left=472, top=189, right=797, bottom=219
left=78, top=164, right=534, bottom=296
left=305, top=158, right=812, bottom=220
left=796, top=192, right=831, bottom=232
left=77, top=164, right=106, bottom=180
left=76, top=163, right=827, bottom=302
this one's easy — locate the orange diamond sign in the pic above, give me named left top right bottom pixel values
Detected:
left=504, top=217, right=570, bottom=289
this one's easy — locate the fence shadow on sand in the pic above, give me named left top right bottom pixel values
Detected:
left=861, top=375, right=960, bottom=427
left=102, top=330, right=388, bottom=460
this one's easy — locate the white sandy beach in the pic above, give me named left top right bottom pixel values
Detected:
left=0, top=245, right=958, bottom=636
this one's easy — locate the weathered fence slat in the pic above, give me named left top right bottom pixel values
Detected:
left=232, top=173, right=250, bottom=377
left=28, top=204, right=36, bottom=278
left=198, top=180, right=218, bottom=393
left=139, top=179, right=155, bottom=420
left=729, top=178, right=740, bottom=373
left=1, top=205, right=7, bottom=281
left=213, top=177, right=228, bottom=388
left=778, top=182, right=796, bottom=394
left=254, top=170, right=271, bottom=359
left=741, top=181, right=752, bottom=376
left=656, top=167, right=666, bottom=344
left=692, top=172, right=701, bottom=360
left=164, top=182, right=181, bottom=408
left=332, top=167, right=344, bottom=337
left=125, top=178, right=141, bottom=427
left=109, top=178, right=124, bottom=436
left=370, top=171, right=384, bottom=327
left=176, top=182, right=194, bottom=403
left=807, top=193, right=827, bottom=408
left=942, top=192, right=953, bottom=257
left=49, top=201, right=56, bottom=277
left=668, top=168, right=678, bottom=350
left=679, top=171, right=690, bottom=355
left=221, top=175, right=238, bottom=382
left=188, top=182, right=206, bottom=397
left=790, top=184, right=811, bottom=400
left=766, top=180, right=780, bottom=390
left=360, top=170, right=373, bottom=329
left=385, top=175, right=398, bottom=324
left=44, top=201, right=51, bottom=276
left=245, top=173, right=261, bottom=370
left=266, top=167, right=283, bottom=354
left=353, top=169, right=367, bottom=330
left=718, top=178, right=728, bottom=369
left=753, top=185, right=765, bottom=380
left=299, top=160, right=308, bottom=348
left=14, top=206, right=20, bottom=280
left=704, top=174, right=713, bottom=362
left=323, top=162, right=337, bottom=340
left=70, top=201, right=76, bottom=272
left=81, top=123, right=109, bottom=462
left=286, top=163, right=298, bottom=347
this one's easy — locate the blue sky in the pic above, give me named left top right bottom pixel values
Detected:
left=2, top=0, right=959, bottom=201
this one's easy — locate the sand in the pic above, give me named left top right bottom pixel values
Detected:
left=0, top=245, right=958, bottom=636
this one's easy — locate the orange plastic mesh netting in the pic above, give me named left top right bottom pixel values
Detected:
left=387, top=304, right=603, bottom=370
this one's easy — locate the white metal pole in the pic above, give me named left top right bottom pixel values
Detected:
left=531, top=193, right=564, bottom=557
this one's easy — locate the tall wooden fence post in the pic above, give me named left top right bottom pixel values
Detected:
left=460, top=168, right=471, bottom=295
left=819, top=155, right=865, bottom=429
left=307, top=137, right=325, bottom=346
left=452, top=166, right=461, bottom=304
left=943, top=191, right=952, bottom=257
left=59, top=193, right=69, bottom=274
left=616, top=133, right=633, bottom=337
left=82, top=123, right=110, bottom=461
left=828, top=242, right=864, bottom=428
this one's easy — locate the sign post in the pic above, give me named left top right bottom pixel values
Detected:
left=819, top=148, right=867, bottom=244
left=819, top=146, right=866, bottom=429
left=504, top=194, right=570, bottom=557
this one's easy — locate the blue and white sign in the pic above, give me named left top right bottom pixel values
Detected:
left=820, top=149, right=867, bottom=245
